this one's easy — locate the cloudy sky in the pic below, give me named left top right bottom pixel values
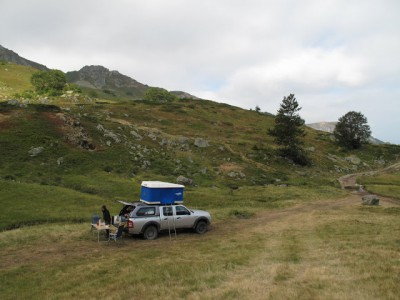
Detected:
left=2, top=0, right=400, bottom=143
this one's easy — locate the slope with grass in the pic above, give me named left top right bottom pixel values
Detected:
left=1, top=61, right=400, bottom=231
left=1, top=61, right=400, bottom=299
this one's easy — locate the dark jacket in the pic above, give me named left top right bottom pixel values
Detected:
left=102, top=208, right=111, bottom=225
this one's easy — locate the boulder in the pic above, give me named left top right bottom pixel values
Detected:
left=57, top=157, right=64, bottom=165
left=29, top=146, right=44, bottom=157
left=194, top=138, right=209, bottom=148
left=346, top=155, right=361, bottom=165
left=362, top=195, right=380, bottom=206
left=130, top=130, right=143, bottom=140
left=177, top=175, right=193, bottom=185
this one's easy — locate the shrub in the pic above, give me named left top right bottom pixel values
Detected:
left=31, top=69, right=66, bottom=95
left=144, top=87, right=177, bottom=102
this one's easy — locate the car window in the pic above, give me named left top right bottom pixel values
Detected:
left=163, top=207, right=173, bottom=216
left=136, top=207, right=156, bottom=216
left=176, top=206, right=190, bottom=216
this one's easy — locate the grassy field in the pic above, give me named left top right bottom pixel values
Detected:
left=358, top=169, right=400, bottom=200
left=1, top=192, right=399, bottom=299
left=1, top=62, right=400, bottom=299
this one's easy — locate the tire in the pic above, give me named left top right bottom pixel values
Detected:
left=143, top=225, right=158, bottom=240
left=194, top=220, right=208, bottom=234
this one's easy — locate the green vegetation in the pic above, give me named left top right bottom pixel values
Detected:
left=144, top=87, right=178, bottom=102
left=0, top=63, right=400, bottom=299
left=268, top=94, right=310, bottom=166
left=1, top=195, right=399, bottom=299
left=334, top=111, right=371, bottom=149
left=31, top=69, right=67, bottom=95
left=358, top=169, right=400, bottom=199
left=0, top=63, right=37, bottom=99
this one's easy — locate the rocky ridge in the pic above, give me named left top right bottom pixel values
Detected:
left=0, top=45, right=48, bottom=71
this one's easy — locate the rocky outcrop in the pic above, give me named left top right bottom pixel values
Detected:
left=66, top=65, right=149, bottom=98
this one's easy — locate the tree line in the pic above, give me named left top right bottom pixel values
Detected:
left=268, top=94, right=371, bottom=166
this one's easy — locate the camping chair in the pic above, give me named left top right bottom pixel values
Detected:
left=108, top=223, right=125, bottom=243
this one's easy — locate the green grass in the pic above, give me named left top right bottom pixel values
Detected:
left=0, top=195, right=399, bottom=299
left=0, top=63, right=36, bottom=98
left=1, top=63, right=400, bottom=299
left=0, top=180, right=114, bottom=230
left=358, top=172, right=400, bottom=199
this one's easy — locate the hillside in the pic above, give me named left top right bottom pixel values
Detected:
left=1, top=61, right=400, bottom=192
left=1, top=52, right=400, bottom=300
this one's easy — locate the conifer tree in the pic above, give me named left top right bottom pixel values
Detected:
left=268, top=94, right=310, bottom=165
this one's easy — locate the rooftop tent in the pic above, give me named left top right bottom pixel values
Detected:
left=140, top=181, right=184, bottom=205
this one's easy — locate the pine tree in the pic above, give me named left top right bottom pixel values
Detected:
left=268, top=94, right=310, bottom=165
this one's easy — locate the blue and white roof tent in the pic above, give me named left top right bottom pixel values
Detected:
left=140, top=181, right=184, bottom=205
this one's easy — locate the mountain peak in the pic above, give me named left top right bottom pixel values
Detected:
left=0, top=45, right=49, bottom=71
left=67, top=65, right=148, bottom=90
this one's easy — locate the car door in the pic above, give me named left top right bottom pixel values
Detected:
left=160, top=206, right=175, bottom=230
left=174, top=205, right=194, bottom=228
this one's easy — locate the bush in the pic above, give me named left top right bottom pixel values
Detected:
left=144, top=87, right=177, bottom=102
left=31, top=69, right=66, bottom=95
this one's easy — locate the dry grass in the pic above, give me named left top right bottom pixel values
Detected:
left=1, top=195, right=399, bottom=299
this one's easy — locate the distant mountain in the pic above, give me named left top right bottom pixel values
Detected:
left=306, top=122, right=337, bottom=133
left=306, top=122, right=385, bottom=145
left=170, top=91, right=199, bottom=99
left=66, top=65, right=150, bottom=100
left=0, top=45, right=49, bottom=71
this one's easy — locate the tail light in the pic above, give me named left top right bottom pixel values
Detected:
left=127, top=220, right=134, bottom=228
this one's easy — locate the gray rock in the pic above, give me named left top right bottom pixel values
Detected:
left=7, top=99, right=19, bottom=106
left=29, top=146, right=44, bottom=157
left=227, top=171, right=245, bottom=178
left=104, top=131, right=120, bottom=143
left=346, top=156, right=361, bottom=165
left=57, top=157, right=64, bottom=165
left=194, top=138, right=209, bottom=148
left=177, top=175, right=193, bottom=185
left=305, top=146, right=315, bottom=152
left=178, top=136, right=190, bottom=144
left=141, top=160, right=151, bottom=169
left=148, top=132, right=157, bottom=141
left=130, top=130, right=143, bottom=140
left=362, top=195, right=380, bottom=206
left=96, top=124, right=105, bottom=132
left=97, top=124, right=120, bottom=143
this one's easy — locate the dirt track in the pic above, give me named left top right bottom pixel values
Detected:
left=338, top=161, right=400, bottom=189
left=1, top=163, right=399, bottom=271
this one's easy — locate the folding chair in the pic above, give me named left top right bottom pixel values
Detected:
left=108, top=223, right=125, bottom=243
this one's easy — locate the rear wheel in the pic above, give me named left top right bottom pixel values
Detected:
left=194, top=220, right=208, bottom=234
left=143, top=225, right=158, bottom=240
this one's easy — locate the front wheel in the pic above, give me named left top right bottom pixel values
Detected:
left=194, top=220, right=208, bottom=234
left=143, top=225, right=158, bottom=240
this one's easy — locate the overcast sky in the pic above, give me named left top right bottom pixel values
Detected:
left=2, top=0, right=400, bottom=143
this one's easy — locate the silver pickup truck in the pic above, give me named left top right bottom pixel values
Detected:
left=126, top=203, right=212, bottom=240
